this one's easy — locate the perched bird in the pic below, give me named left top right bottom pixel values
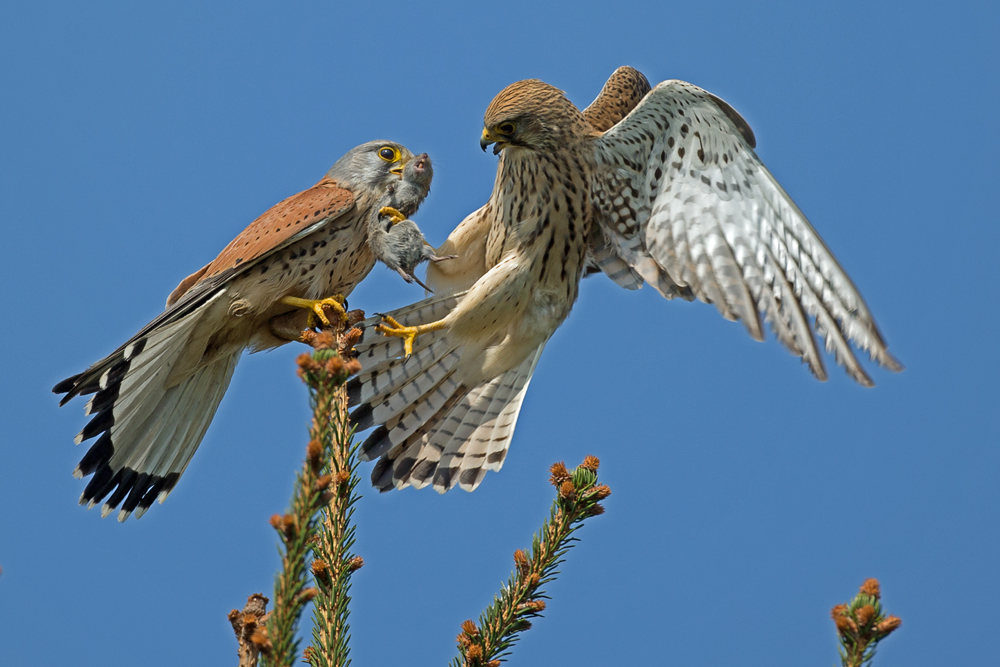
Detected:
left=368, top=154, right=456, bottom=290
left=55, top=140, right=433, bottom=521
left=348, top=68, right=901, bottom=494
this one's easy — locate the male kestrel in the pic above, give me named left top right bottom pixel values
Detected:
left=348, top=67, right=902, bottom=493
left=55, top=141, right=433, bottom=521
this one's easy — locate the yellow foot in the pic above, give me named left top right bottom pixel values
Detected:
left=375, top=315, right=447, bottom=357
left=379, top=206, right=407, bottom=225
left=280, top=295, right=348, bottom=328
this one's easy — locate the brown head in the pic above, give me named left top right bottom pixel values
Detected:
left=480, top=79, right=592, bottom=155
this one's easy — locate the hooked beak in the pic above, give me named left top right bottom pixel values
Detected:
left=480, top=127, right=505, bottom=155
left=389, top=154, right=409, bottom=177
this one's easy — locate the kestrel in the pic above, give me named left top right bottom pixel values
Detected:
left=55, top=141, right=434, bottom=521
left=348, top=67, right=902, bottom=494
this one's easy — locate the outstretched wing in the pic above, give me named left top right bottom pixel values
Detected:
left=591, top=79, right=901, bottom=386
left=580, top=66, right=653, bottom=289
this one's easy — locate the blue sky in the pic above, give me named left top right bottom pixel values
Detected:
left=1, top=1, right=997, bottom=665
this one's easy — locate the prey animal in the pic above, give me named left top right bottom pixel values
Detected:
left=55, top=140, right=434, bottom=521
left=368, top=154, right=455, bottom=291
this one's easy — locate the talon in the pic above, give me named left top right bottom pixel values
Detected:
left=379, top=206, right=407, bottom=225
left=281, top=295, right=348, bottom=329
left=374, top=315, right=447, bottom=357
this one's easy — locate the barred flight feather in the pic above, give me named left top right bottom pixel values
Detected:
left=593, top=79, right=900, bottom=383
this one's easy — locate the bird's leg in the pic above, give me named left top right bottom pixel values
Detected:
left=375, top=315, right=447, bottom=357
left=280, top=295, right=348, bottom=328
left=426, top=250, right=458, bottom=263
left=379, top=206, right=407, bottom=225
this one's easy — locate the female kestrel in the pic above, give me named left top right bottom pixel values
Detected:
left=348, top=68, right=902, bottom=494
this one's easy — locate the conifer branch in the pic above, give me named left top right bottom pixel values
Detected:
left=294, top=319, right=365, bottom=667
left=261, top=423, right=327, bottom=666
left=831, top=578, right=902, bottom=667
left=450, top=456, right=610, bottom=667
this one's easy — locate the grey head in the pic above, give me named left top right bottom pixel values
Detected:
left=324, top=140, right=415, bottom=195
left=367, top=153, right=454, bottom=290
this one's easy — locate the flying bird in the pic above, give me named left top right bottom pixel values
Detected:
left=55, top=141, right=434, bottom=521
left=348, top=67, right=902, bottom=494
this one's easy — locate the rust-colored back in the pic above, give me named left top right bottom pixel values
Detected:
left=204, top=178, right=355, bottom=278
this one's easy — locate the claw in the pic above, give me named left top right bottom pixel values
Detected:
left=379, top=206, right=407, bottom=225
left=280, top=295, right=348, bottom=328
left=375, top=315, right=447, bottom=357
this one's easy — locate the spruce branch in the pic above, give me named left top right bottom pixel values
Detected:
left=831, top=578, right=902, bottom=667
left=294, top=317, right=365, bottom=667
left=451, top=455, right=611, bottom=667
left=261, top=429, right=328, bottom=666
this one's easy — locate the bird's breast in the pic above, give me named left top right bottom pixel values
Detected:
left=216, top=208, right=374, bottom=350
left=486, top=151, right=592, bottom=298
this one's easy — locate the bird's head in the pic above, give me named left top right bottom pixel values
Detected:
left=480, top=79, right=589, bottom=155
left=325, top=140, right=418, bottom=192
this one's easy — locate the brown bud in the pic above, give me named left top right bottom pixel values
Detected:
left=296, top=352, right=318, bottom=372
left=348, top=556, right=365, bottom=572
left=859, top=578, right=881, bottom=599
left=281, top=513, right=295, bottom=535
left=513, top=549, right=530, bottom=575
left=559, top=480, right=576, bottom=501
left=830, top=604, right=848, bottom=618
left=303, top=646, right=316, bottom=662
left=306, top=439, right=323, bottom=466
left=311, top=559, right=329, bottom=577
left=314, top=474, right=333, bottom=493
left=486, top=661, right=501, bottom=667
left=300, top=587, right=319, bottom=602
left=346, top=311, right=366, bottom=328
left=586, top=503, right=606, bottom=516
left=344, top=358, right=362, bottom=376
left=834, top=615, right=858, bottom=635
left=589, top=484, right=612, bottom=500
left=519, top=599, right=546, bottom=613
left=461, top=620, right=479, bottom=636
left=333, top=470, right=351, bottom=485
left=874, top=615, right=901, bottom=636
left=456, top=632, right=471, bottom=648
left=342, top=324, right=364, bottom=346
left=581, top=455, right=600, bottom=472
left=856, top=604, right=876, bottom=628
left=268, top=514, right=283, bottom=531
left=250, top=627, right=272, bottom=652
left=549, top=462, right=570, bottom=486
left=466, top=645, right=483, bottom=662
left=528, top=573, right=540, bottom=588
left=310, top=330, right=336, bottom=350
left=324, top=355, right=345, bottom=377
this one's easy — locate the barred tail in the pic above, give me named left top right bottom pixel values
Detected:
left=54, top=298, right=238, bottom=522
left=348, top=292, right=543, bottom=493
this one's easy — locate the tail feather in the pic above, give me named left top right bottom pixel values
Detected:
left=57, top=295, right=239, bottom=522
left=349, top=291, right=545, bottom=494
left=359, top=344, right=544, bottom=493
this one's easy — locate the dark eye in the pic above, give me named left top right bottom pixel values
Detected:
left=378, top=147, right=398, bottom=162
left=498, top=123, right=515, bottom=134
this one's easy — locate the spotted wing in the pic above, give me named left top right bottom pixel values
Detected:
left=592, top=80, right=901, bottom=385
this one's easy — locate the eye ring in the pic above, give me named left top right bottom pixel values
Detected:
left=378, top=146, right=399, bottom=162
left=498, top=123, right=515, bottom=135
